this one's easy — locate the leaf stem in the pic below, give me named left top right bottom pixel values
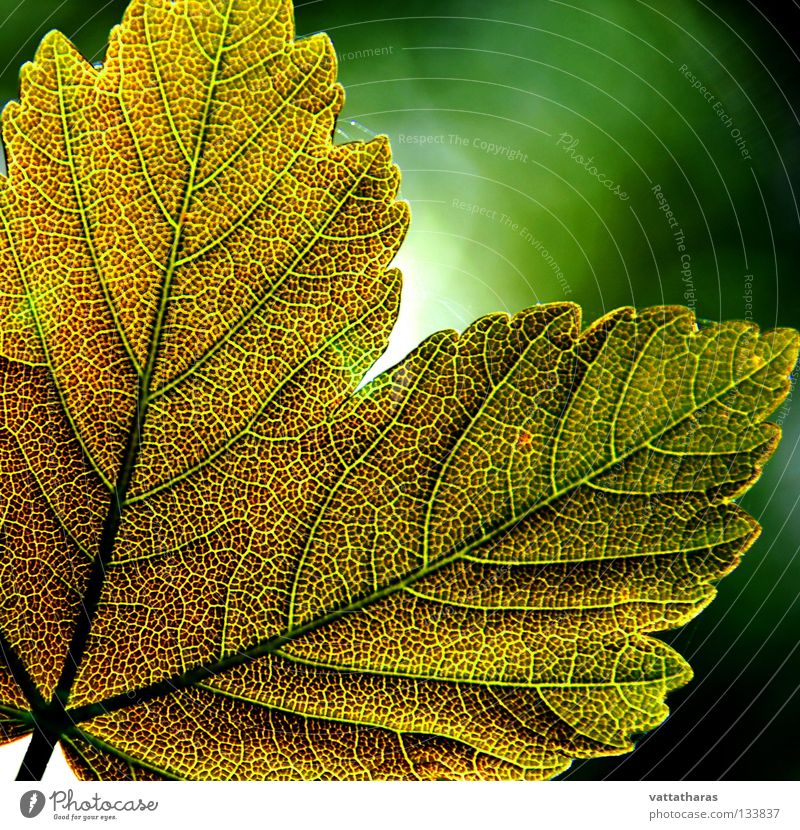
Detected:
left=16, top=720, right=59, bottom=781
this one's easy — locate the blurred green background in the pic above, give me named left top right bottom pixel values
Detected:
left=1, top=0, right=798, bottom=780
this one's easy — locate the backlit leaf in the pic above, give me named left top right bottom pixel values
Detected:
left=0, top=0, right=797, bottom=781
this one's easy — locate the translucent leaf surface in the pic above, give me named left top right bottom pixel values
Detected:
left=0, top=0, right=797, bottom=781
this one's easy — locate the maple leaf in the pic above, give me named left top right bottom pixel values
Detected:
left=0, top=0, right=797, bottom=781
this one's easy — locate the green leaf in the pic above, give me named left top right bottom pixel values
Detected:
left=0, top=0, right=797, bottom=781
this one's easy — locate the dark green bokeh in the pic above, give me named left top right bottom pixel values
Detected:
left=0, top=0, right=797, bottom=780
